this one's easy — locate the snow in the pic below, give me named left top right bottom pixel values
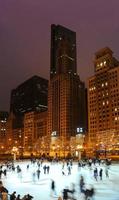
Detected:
left=1, top=160, right=119, bottom=200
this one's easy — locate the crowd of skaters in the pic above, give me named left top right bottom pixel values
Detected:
left=0, top=157, right=112, bottom=200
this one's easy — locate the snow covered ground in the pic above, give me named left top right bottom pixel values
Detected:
left=1, top=160, right=119, bottom=200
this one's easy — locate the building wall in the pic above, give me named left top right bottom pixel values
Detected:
left=88, top=47, right=119, bottom=154
left=23, top=111, right=47, bottom=154
left=6, top=112, right=24, bottom=154
left=0, top=111, right=8, bottom=153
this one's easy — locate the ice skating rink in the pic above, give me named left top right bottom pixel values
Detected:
left=1, top=160, right=119, bottom=200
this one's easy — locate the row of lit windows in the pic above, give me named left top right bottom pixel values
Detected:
left=0, top=120, right=7, bottom=123
left=114, top=117, right=119, bottom=121
left=89, top=71, right=118, bottom=87
left=89, top=83, right=109, bottom=93
left=96, top=60, right=107, bottom=68
left=0, top=128, right=6, bottom=131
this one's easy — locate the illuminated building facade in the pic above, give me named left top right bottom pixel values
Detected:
left=0, top=111, right=8, bottom=152
left=10, top=75, right=48, bottom=116
left=48, top=24, right=87, bottom=156
left=88, top=47, right=119, bottom=155
left=24, top=111, right=47, bottom=155
left=6, top=112, right=24, bottom=154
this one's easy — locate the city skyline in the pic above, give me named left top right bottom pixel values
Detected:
left=0, top=0, right=119, bottom=111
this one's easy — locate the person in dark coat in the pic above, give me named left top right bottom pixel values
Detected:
left=99, top=168, right=103, bottom=180
left=25, top=194, right=33, bottom=200
left=79, top=175, right=85, bottom=193
left=84, top=187, right=95, bottom=200
left=37, top=169, right=41, bottom=180
left=16, top=194, right=21, bottom=200
left=94, top=168, right=98, bottom=181
left=62, top=189, right=69, bottom=200
left=10, top=191, right=16, bottom=200
left=50, top=179, right=57, bottom=196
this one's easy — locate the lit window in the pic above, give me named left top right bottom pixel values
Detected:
left=107, top=100, right=109, bottom=105
left=102, top=83, right=104, bottom=87
left=104, top=61, right=106, bottom=65
left=103, top=101, right=105, bottom=105
left=115, top=108, right=117, bottom=111
left=115, top=117, right=118, bottom=121
left=105, top=82, right=108, bottom=86
left=100, top=62, right=103, bottom=66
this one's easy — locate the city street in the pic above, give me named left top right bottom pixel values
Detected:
left=1, top=160, right=119, bottom=200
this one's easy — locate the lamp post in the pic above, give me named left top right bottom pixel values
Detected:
left=12, top=146, right=18, bottom=161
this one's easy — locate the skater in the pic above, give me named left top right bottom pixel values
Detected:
left=79, top=175, right=85, bottom=193
left=37, top=168, right=41, bottom=180
left=16, top=194, right=21, bottom=200
left=50, top=179, right=57, bottom=196
left=25, top=194, right=33, bottom=200
left=99, top=168, right=103, bottom=180
left=105, top=168, right=109, bottom=178
left=68, top=165, right=71, bottom=175
left=46, top=165, right=50, bottom=174
left=43, top=165, right=47, bottom=174
left=32, top=172, right=36, bottom=183
left=94, top=168, right=98, bottom=181
left=10, top=191, right=16, bottom=200
left=84, top=185, right=95, bottom=200
left=62, top=187, right=70, bottom=200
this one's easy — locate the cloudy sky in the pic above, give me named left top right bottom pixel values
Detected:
left=0, top=0, right=119, bottom=111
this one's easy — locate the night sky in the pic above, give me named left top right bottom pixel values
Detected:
left=0, top=0, right=119, bottom=111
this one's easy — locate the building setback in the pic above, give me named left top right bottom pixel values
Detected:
left=88, top=47, right=119, bottom=156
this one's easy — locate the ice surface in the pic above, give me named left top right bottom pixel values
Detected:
left=1, top=160, right=119, bottom=200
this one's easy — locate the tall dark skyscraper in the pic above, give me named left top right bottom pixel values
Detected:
left=10, top=75, right=48, bottom=116
left=50, top=24, right=77, bottom=78
left=48, top=25, right=86, bottom=147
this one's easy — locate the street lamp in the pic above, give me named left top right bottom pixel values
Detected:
left=12, top=146, right=18, bottom=161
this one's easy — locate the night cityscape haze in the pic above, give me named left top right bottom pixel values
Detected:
left=0, top=0, right=119, bottom=111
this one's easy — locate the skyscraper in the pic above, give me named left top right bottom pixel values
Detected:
left=88, top=47, right=119, bottom=156
left=50, top=24, right=77, bottom=78
left=48, top=25, right=86, bottom=156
